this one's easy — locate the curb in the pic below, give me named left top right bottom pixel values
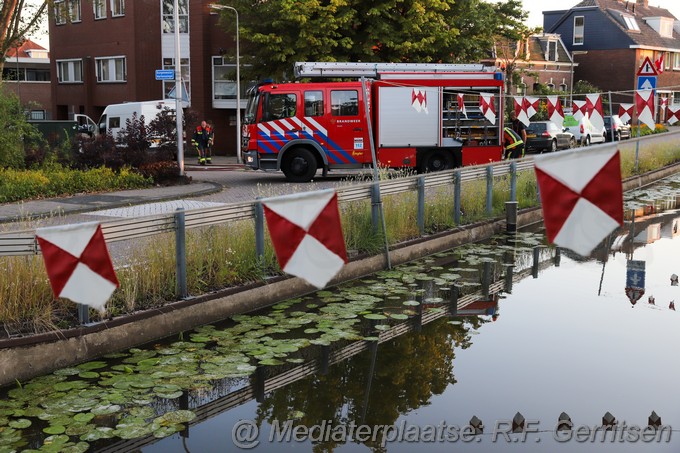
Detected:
left=0, top=180, right=224, bottom=224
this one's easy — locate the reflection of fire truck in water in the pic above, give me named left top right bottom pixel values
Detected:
left=242, top=62, right=505, bottom=182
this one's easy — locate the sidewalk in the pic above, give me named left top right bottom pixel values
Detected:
left=0, top=156, right=243, bottom=224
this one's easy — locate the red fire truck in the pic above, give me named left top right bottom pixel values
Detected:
left=242, top=62, right=505, bottom=182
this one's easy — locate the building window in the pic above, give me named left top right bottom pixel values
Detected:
left=54, top=0, right=67, bottom=25
left=331, top=90, right=359, bottom=116
left=56, top=59, right=83, bottom=83
left=573, top=16, right=584, bottom=45
left=29, top=110, right=47, bottom=120
left=212, top=57, right=239, bottom=100
left=162, top=0, right=188, bottom=33
left=94, top=0, right=106, bottom=19
left=674, top=53, right=680, bottom=70
left=95, top=56, right=126, bottom=82
left=69, top=0, right=81, bottom=22
left=660, top=19, right=673, bottom=38
left=560, top=83, right=568, bottom=92
left=110, top=0, right=124, bottom=17
left=163, top=58, right=190, bottom=103
left=547, top=41, right=558, bottom=62
left=665, top=52, right=671, bottom=71
left=622, top=15, right=639, bottom=31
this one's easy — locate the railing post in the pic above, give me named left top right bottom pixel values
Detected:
left=417, top=176, right=425, bottom=236
left=505, top=201, right=518, bottom=233
left=510, top=161, right=517, bottom=202
left=175, top=207, right=187, bottom=299
left=532, top=246, right=541, bottom=279
left=254, top=200, right=265, bottom=264
left=371, top=183, right=380, bottom=234
left=486, top=165, right=494, bottom=216
left=77, top=304, right=89, bottom=325
left=454, top=170, right=462, bottom=225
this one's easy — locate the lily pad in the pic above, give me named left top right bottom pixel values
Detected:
left=8, top=418, right=31, bottom=429
left=43, top=425, right=66, bottom=435
left=363, top=313, right=387, bottom=320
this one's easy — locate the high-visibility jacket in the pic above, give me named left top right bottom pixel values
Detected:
left=503, top=127, right=524, bottom=158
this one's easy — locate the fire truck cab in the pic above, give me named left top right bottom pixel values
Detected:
left=242, top=62, right=504, bottom=182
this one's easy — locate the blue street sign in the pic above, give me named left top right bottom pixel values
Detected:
left=155, top=69, right=175, bottom=81
left=626, top=260, right=646, bottom=289
left=637, top=76, right=656, bottom=90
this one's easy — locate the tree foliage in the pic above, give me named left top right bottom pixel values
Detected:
left=0, top=85, right=43, bottom=168
left=218, top=0, right=527, bottom=80
left=0, top=0, right=48, bottom=72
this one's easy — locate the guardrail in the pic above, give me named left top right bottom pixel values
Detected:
left=0, top=158, right=535, bottom=257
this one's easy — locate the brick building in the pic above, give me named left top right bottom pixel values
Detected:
left=543, top=0, right=680, bottom=118
left=48, top=0, right=243, bottom=155
left=2, top=40, right=52, bottom=119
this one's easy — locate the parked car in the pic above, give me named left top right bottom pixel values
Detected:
left=565, top=114, right=606, bottom=146
left=604, top=115, right=632, bottom=142
left=524, top=121, right=576, bottom=153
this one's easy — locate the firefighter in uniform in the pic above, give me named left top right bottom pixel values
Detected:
left=205, top=121, right=214, bottom=164
left=503, top=126, right=525, bottom=160
left=192, top=120, right=211, bottom=165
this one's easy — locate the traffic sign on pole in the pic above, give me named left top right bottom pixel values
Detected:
left=155, top=69, right=175, bottom=81
left=637, top=57, right=658, bottom=76
left=637, top=76, right=657, bottom=90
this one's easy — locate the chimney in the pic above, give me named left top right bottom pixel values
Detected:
left=642, top=0, right=648, bottom=7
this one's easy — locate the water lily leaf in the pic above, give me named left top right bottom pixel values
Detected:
left=78, top=372, right=99, bottom=380
left=114, top=423, right=153, bottom=440
left=286, top=358, right=305, bottom=364
left=374, top=324, right=390, bottom=331
left=8, top=419, right=31, bottom=429
left=43, top=425, right=66, bottom=435
left=363, top=336, right=380, bottom=342
left=79, top=426, right=115, bottom=442
left=154, top=410, right=196, bottom=425
left=363, top=314, right=387, bottom=320
left=53, top=368, right=81, bottom=377
left=65, top=423, right=93, bottom=436
left=258, top=358, right=284, bottom=366
left=402, top=300, right=420, bottom=306
left=389, top=313, right=409, bottom=320
left=91, top=404, right=121, bottom=416
left=73, top=413, right=95, bottom=423
left=153, top=423, right=183, bottom=438
left=76, top=361, right=108, bottom=371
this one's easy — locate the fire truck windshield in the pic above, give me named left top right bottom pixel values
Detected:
left=243, top=89, right=260, bottom=125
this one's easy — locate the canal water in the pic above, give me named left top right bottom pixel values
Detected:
left=1, top=179, right=679, bottom=452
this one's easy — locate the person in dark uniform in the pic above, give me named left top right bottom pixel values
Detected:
left=509, top=111, right=527, bottom=143
left=192, top=120, right=211, bottom=165
left=503, top=127, right=525, bottom=159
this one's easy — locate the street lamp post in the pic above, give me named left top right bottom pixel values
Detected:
left=209, top=4, right=241, bottom=164
left=173, top=0, right=185, bottom=175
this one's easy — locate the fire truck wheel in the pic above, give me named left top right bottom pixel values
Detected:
left=419, top=150, right=454, bottom=173
left=282, top=148, right=318, bottom=182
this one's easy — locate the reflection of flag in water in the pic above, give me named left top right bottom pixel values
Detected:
left=618, top=103, right=633, bottom=124
left=262, top=189, right=348, bottom=289
left=457, top=93, right=467, bottom=118
left=586, top=94, right=604, bottom=132
left=572, top=100, right=587, bottom=121
left=635, top=90, right=656, bottom=130
left=479, top=93, right=496, bottom=124
left=547, top=96, right=564, bottom=128
left=411, top=89, right=428, bottom=113
left=668, top=106, right=680, bottom=125
left=36, top=223, right=119, bottom=311
left=534, top=145, right=623, bottom=256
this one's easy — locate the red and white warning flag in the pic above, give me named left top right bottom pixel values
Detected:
left=586, top=93, right=604, bottom=132
left=572, top=100, right=587, bottom=121
left=618, top=103, right=633, bottom=124
left=534, top=145, right=623, bottom=256
left=36, top=223, right=119, bottom=311
left=479, top=93, right=496, bottom=125
left=513, top=97, right=530, bottom=127
left=547, top=96, right=564, bottom=128
left=457, top=93, right=467, bottom=118
left=524, top=96, right=539, bottom=119
left=635, top=90, right=656, bottom=130
left=262, top=189, right=348, bottom=289
left=667, top=106, right=680, bottom=125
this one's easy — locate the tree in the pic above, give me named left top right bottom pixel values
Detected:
left=0, top=0, right=48, bottom=73
left=0, top=85, right=42, bottom=168
left=221, top=0, right=528, bottom=80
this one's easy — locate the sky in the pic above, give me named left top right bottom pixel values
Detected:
left=25, top=0, right=680, bottom=50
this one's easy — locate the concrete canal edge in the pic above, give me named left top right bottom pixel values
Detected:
left=0, top=162, right=678, bottom=387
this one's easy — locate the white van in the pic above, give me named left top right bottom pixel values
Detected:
left=564, top=113, right=606, bottom=146
left=97, top=100, right=175, bottom=139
